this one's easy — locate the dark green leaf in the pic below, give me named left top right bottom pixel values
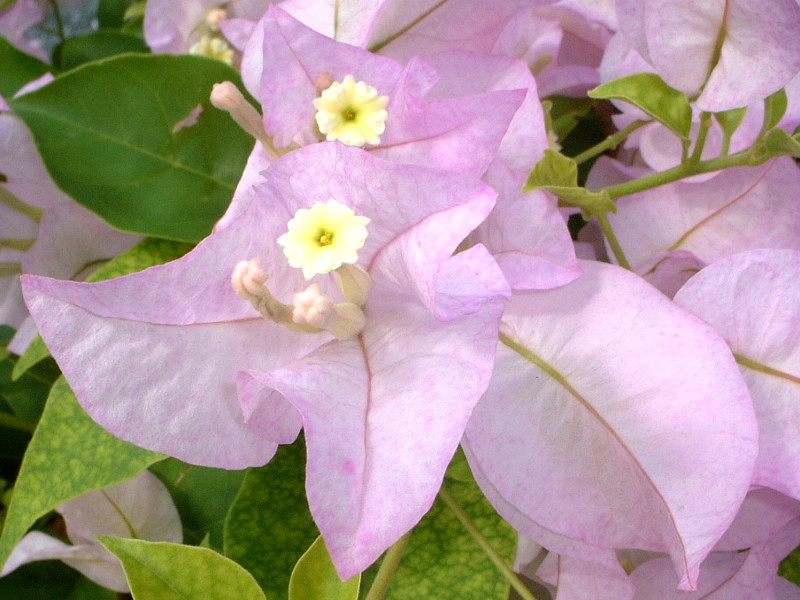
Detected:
left=53, top=30, right=150, bottom=71
left=0, top=377, right=163, bottom=572
left=0, top=560, right=86, bottom=600
left=98, top=0, right=135, bottom=28
left=0, top=36, right=50, bottom=98
left=149, top=458, right=246, bottom=548
left=224, top=438, right=319, bottom=599
left=546, top=96, right=595, bottom=143
left=8, top=54, right=255, bottom=242
left=100, top=538, right=267, bottom=600
left=289, top=536, right=360, bottom=600
left=589, top=73, right=692, bottom=139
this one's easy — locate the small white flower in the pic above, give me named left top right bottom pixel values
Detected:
left=189, top=35, right=234, bottom=65
left=313, top=75, right=389, bottom=147
left=278, top=200, right=370, bottom=279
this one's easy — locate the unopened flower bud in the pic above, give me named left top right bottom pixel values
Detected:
left=205, top=7, right=227, bottom=31
left=292, top=284, right=335, bottom=328
left=232, top=259, right=268, bottom=301
left=210, top=82, right=275, bottom=152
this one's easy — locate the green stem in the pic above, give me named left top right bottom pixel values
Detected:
left=0, top=239, right=36, bottom=252
left=0, top=262, right=22, bottom=277
left=47, top=0, right=65, bottom=42
left=688, top=112, right=712, bottom=165
left=0, top=187, right=44, bottom=223
left=364, top=532, right=411, bottom=600
left=572, top=120, right=649, bottom=165
left=438, top=484, right=538, bottom=600
left=0, top=411, right=36, bottom=434
left=599, top=145, right=767, bottom=200
left=734, top=353, right=800, bottom=385
left=596, top=213, right=632, bottom=270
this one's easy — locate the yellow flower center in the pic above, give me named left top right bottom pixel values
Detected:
left=277, top=200, right=370, bottom=280
left=313, top=75, right=389, bottom=147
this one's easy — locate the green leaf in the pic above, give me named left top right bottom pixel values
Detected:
left=87, top=237, right=194, bottom=283
left=149, top=458, right=246, bottom=548
left=546, top=96, right=596, bottom=142
left=385, top=477, right=516, bottom=600
left=524, top=149, right=615, bottom=215
left=224, top=438, right=319, bottom=599
left=589, top=73, right=692, bottom=139
left=53, top=31, right=150, bottom=71
left=0, top=377, right=163, bottom=572
left=0, top=560, right=91, bottom=600
left=714, top=107, right=747, bottom=141
left=290, top=536, right=361, bottom=600
left=8, top=54, right=256, bottom=242
left=0, top=35, right=50, bottom=98
left=11, top=336, right=50, bottom=381
left=100, top=537, right=267, bottom=600
left=98, top=0, right=136, bottom=28
left=763, top=129, right=800, bottom=157
left=763, top=88, right=788, bottom=133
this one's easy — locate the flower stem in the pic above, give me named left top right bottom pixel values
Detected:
left=0, top=187, right=44, bottom=223
left=596, top=213, right=631, bottom=270
left=688, top=112, right=712, bottom=165
left=47, top=0, right=65, bottom=42
left=599, top=145, right=768, bottom=200
left=364, top=532, right=411, bottom=600
left=572, top=120, right=648, bottom=165
left=438, top=484, right=538, bottom=600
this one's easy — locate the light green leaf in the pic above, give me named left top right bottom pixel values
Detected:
left=763, top=129, right=800, bottom=157
left=54, top=31, right=150, bottom=71
left=87, top=237, right=194, bottom=283
left=290, top=536, right=360, bottom=600
left=8, top=54, right=255, bottom=242
left=10, top=336, right=49, bottom=382
left=385, top=477, right=516, bottom=600
left=149, top=458, right=246, bottom=548
left=100, top=537, right=267, bottom=600
left=0, top=377, right=163, bottom=572
left=763, top=88, right=788, bottom=133
left=524, top=149, right=615, bottom=215
left=589, top=73, right=692, bottom=139
left=0, top=35, right=49, bottom=98
left=224, top=438, right=319, bottom=599
left=714, top=107, right=747, bottom=142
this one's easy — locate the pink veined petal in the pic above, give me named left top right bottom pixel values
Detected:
left=674, top=249, right=800, bottom=500
left=631, top=548, right=778, bottom=599
left=144, top=0, right=220, bottom=53
left=472, top=189, right=582, bottom=291
left=696, top=0, right=800, bottom=111
left=604, top=157, right=800, bottom=270
left=715, top=488, right=800, bottom=552
left=464, top=260, right=758, bottom=591
left=59, top=471, right=182, bottom=547
left=256, top=5, right=403, bottom=147
left=238, top=192, right=507, bottom=578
